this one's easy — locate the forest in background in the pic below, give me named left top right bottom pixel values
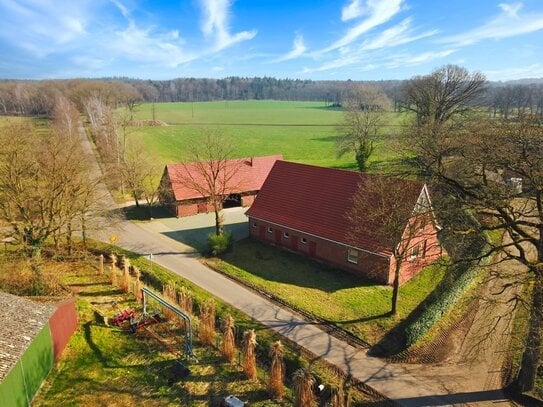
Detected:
left=1, top=75, right=543, bottom=118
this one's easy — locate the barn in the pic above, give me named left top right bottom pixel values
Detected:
left=0, top=292, right=77, bottom=406
left=246, top=161, right=442, bottom=285
left=159, top=155, right=282, bottom=217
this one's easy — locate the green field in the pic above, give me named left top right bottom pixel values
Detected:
left=130, top=100, right=405, bottom=170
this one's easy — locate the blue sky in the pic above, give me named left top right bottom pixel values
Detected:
left=1, top=0, right=543, bottom=81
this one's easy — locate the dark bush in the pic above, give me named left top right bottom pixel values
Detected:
left=207, top=232, right=232, bottom=256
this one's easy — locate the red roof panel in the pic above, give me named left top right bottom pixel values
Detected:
left=166, top=155, right=283, bottom=201
left=246, top=161, right=424, bottom=255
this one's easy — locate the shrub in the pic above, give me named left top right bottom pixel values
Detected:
left=242, top=330, right=258, bottom=380
left=221, top=315, right=236, bottom=364
left=207, top=232, right=232, bottom=256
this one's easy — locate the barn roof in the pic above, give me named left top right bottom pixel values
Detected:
left=165, top=155, right=283, bottom=201
left=0, top=291, right=55, bottom=381
left=245, top=161, right=426, bottom=256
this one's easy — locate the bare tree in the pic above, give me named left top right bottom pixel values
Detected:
left=347, top=176, right=439, bottom=315
left=337, top=85, right=391, bottom=172
left=121, top=139, right=161, bottom=213
left=0, top=116, right=97, bottom=258
left=177, top=134, right=243, bottom=235
left=409, top=96, right=543, bottom=391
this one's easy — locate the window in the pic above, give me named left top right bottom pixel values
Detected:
left=409, top=245, right=419, bottom=261
left=252, top=222, right=257, bottom=228
left=300, top=237, right=307, bottom=244
left=421, top=240, right=427, bottom=258
left=283, top=232, right=290, bottom=238
left=267, top=227, right=273, bottom=233
left=347, top=248, right=359, bottom=264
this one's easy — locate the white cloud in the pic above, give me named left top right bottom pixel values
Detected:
left=484, top=63, right=543, bottom=81
left=0, top=0, right=91, bottom=56
left=274, top=33, right=307, bottom=62
left=318, top=0, right=404, bottom=54
left=304, top=18, right=438, bottom=73
left=199, top=0, right=256, bottom=51
left=110, top=0, right=130, bottom=19
left=342, top=0, right=365, bottom=22
left=109, top=22, right=194, bottom=67
left=440, top=2, right=543, bottom=46
left=385, top=49, right=456, bottom=68
left=360, top=18, right=437, bottom=50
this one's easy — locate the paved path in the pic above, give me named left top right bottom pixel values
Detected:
left=79, top=123, right=511, bottom=406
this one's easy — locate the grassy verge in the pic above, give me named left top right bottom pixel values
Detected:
left=14, top=244, right=379, bottom=405
left=204, top=239, right=446, bottom=345
left=33, top=264, right=282, bottom=406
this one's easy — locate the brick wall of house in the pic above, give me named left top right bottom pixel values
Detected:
left=248, top=217, right=391, bottom=284
left=389, top=219, right=443, bottom=284
left=241, top=194, right=256, bottom=207
left=176, top=202, right=198, bottom=217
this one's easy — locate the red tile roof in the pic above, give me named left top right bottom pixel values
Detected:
left=245, top=161, right=425, bottom=256
left=166, top=155, right=283, bottom=201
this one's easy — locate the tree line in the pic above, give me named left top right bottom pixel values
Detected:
left=2, top=76, right=542, bottom=118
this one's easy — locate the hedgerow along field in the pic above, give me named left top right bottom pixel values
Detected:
left=131, top=100, right=406, bottom=170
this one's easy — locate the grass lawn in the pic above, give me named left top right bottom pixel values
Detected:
left=129, top=100, right=407, bottom=171
left=205, top=239, right=447, bottom=345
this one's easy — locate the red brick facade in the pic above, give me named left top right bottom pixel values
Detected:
left=248, top=216, right=441, bottom=285
left=171, top=191, right=257, bottom=217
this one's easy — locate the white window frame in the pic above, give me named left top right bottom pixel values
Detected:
left=347, top=248, right=359, bottom=264
left=408, top=245, right=419, bottom=261
left=252, top=222, right=257, bottom=228
left=300, top=237, right=308, bottom=244
left=267, top=227, right=273, bottom=233
left=283, top=231, right=290, bottom=238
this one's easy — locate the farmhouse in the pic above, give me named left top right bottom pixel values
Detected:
left=246, top=161, right=442, bottom=285
left=159, top=155, right=282, bottom=217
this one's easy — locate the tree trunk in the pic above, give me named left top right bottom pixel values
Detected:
left=66, top=222, right=73, bottom=256
left=214, top=208, right=223, bottom=236
left=81, top=216, right=87, bottom=251
left=390, top=259, right=401, bottom=316
left=133, top=191, right=140, bottom=207
left=516, top=268, right=543, bottom=392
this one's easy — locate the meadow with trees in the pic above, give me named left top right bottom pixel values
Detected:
left=1, top=65, right=543, bottom=402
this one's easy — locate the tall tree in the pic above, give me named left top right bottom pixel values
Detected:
left=177, top=134, right=243, bottom=235
left=407, top=66, right=543, bottom=392
left=403, top=65, right=487, bottom=176
left=347, top=176, right=439, bottom=315
left=337, top=85, right=391, bottom=172
left=0, top=117, right=97, bottom=257
left=121, top=139, right=161, bottom=214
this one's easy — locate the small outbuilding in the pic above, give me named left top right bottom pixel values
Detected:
left=246, top=161, right=442, bottom=285
left=0, top=292, right=77, bottom=406
left=159, top=155, right=282, bottom=217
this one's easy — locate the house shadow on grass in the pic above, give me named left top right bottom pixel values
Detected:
left=219, top=238, right=382, bottom=293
